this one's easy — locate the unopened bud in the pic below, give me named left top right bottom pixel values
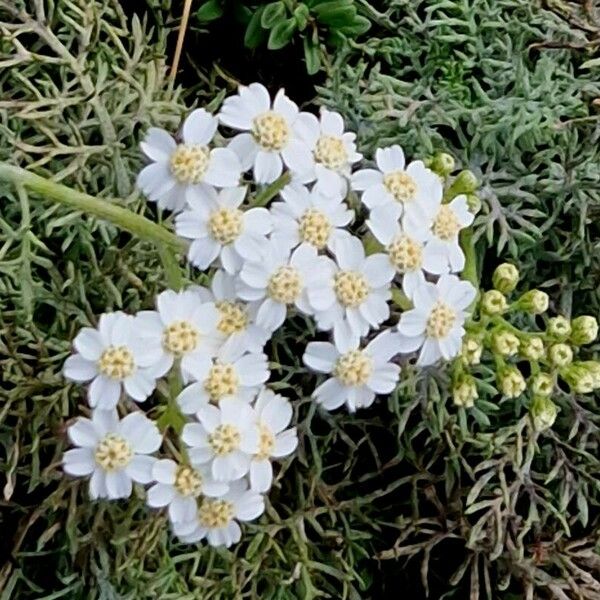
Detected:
left=518, top=290, right=549, bottom=315
left=428, top=152, right=455, bottom=177
left=452, top=170, right=479, bottom=194
left=453, top=377, right=478, bottom=408
left=530, top=396, right=558, bottom=432
left=547, top=316, right=571, bottom=340
left=570, top=316, right=598, bottom=346
left=492, top=263, right=519, bottom=295
left=491, top=330, right=520, bottom=357
left=497, top=366, right=526, bottom=398
left=530, top=373, right=554, bottom=397
left=461, top=335, right=483, bottom=366
left=466, top=194, right=482, bottom=215
left=481, top=290, right=507, bottom=316
left=520, top=337, right=545, bottom=361
left=548, top=343, right=573, bottom=368
left=581, top=361, right=600, bottom=387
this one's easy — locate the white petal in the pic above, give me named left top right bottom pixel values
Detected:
left=152, top=458, right=177, bottom=484
left=89, top=469, right=107, bottom=499
left=332, top=319, right=360, bottom=354
left=63, top=448, right=95, bottom=476
left=204, top=148, right=242, bottom=187
left=260, top=395, right=293, bottom=433
left=281, top=139, right=313, bottom=176
left=74, top=328, right=105, bottom=361
left=397, top=309, right=427, bottom=337
left=362, top=253, right=395, bottom=287
left=367, top=207, right=401, bottom=245
left=313, top=378, right=347, bottom=410
left=63, top=354, right=97, bottom=382
left=88, top=375, right=121, bottom=409
left=303, top=342, right=338, bottom=373
left=126, top=455, right=156, bottom=484
left=361, top=183, right=390, bottom=209
left=147, top=483, right=176, bottom=507
left=235, top=353, right=269, bottom=386
left=254, top=151, right=283, bottom=184
left=105, top=471, right=133, bottom=499
left=68, top=418, right=101, bottom=448
left=365, top=330, right=403, bottom=362
left=256, top=298, right=287, bottom=332
left=375, top=145, right=405, bottom=173
left=351, top=168, right=383, bottom=191
left=320, top=109, right=344, bottom=136
left=182, top=109, right=218, bottom=145
left=140, top=127, right=176, bottom=162
left=234, top=490, right=265, bottom=520
left=117, top=413, right=161, bottom=453
left=294, top=112, right=320, bottom=147
left=272, top=429, right=298, bottom=457
left=367, top=363, right=400, bottom=394
left=249, top=460, right=273, bottom=493
left=123, top=370, right=155, bottom=402
left=177, top=382, right=210, bottom=414
left=417, top=338, right=442, bottom=366
left=273, top=88, right=298, bottom=121
left=228, top=133, right=259, bottom=171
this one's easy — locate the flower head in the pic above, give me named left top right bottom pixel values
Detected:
left=570, top=316, right=598, bottom=346
left=396, top=275, right=477, bottom=366
left=453, top=376, right=478, bottom=408
left=63, top=410, right=161, bottom=499
left=492, top=263, right=519, bottom=295
left=497, top=366, right=526, bottom=398
left=63, top=312, right=161, bottom=409
left=518, top=289, right=549, bottom=315
left=530, top=396, right=558, bottom=432
left=175, top=186, right=272, bottom=273
left=137, top=109, right=242, bottom=212
left=303, top=329, right=401, bottom=412
left=481, top=290, right=507, bottom=316
left=220, top=83, right=312, bottom=183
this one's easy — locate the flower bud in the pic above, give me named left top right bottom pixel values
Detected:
left=530, top=396, right=557, bottom=432
left=428, top=152, right=455, bottom=176
left=466, top=194, right=482, bottom=215
left=547, top=316, right=571, bottom=340
left=497, top=366, right=526, bottom=398
left=491, top=330, right=520, bottom=357
left=492, top=263, right=519, bottom=295
left=481, top=290, right=507, bottom=316
left=560, top=364, right=595, bottom=394
left=518, top=290, right=549, bottom=315
left=570, top=316, right=598, bottom=346
left=548, top=343, right=573, bottom=368
left=461, top=335, right=483, bottom=366
left=530, top=373, right=554, bottom=397
left=453, top=377, right=478, bottom=408
left=520, top=337, right=545, bottom=361
left=452, top=170, right=479, bottom=194
left=581, top=361, right=600, bottom=388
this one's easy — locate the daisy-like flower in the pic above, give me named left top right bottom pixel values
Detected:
left=63, top=312, right=160, bottom=409
left=63, top=409, right=161, bottom=499
left=176, top=344, right=269, bottom=413
left=396, top=274, right=477, bottom=366
left=193, top=270, right=271, bottom=353
left=137, top=109, right=242, bottom=212
left=147, top=458, right=229, bottom=523
left=366, top=208, right=432, bottom=300
left=172, top=480, right=264, bottom=547
left=249, top=388, right=298, bottom=492
left=303, top=330, right=402, bottom=412
left=237, top=240, right=331, bottom=332
left=405, top=195, right=474, bottom=274
left=294, top=108, right=362, bottom=196
left=270, top=183, right=353, bottom=253
left=351, top=145, right=442, bottom=223
left=175, top=186, right=272, bottom=274
left=219, top=83, right=312, bottom=183
left=182, top=398, right=259, bottom=482
left=136, top=289, right=221, bottom=384
left=308, top=236, right=395, bottom=348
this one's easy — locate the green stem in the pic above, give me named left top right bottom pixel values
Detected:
left=252, top=172, right=291, bottom=207
left=0, top=162, right=186, bottom=252
left=460, top=228, right=478, bottom=289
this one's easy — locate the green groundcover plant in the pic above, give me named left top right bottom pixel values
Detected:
left=2, top=0, right=600, bottom=599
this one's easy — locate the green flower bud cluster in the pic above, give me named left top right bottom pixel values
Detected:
left=451, top=264, right=599, bottom=434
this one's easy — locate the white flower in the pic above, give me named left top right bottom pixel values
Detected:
left=307, top=236, right=395, bottom=349
left=193, top=270, right=271, bottom=353
left=396, top=274, right=477, bottom=366
left=136, top=289, right=221, bottom=384
left=182, top=398, right=259, bottom=482
left=351, top=145, right=442, bottom=222
left=250, top=389, right=298, bottom=492
left=176, top=344, right=269, bottom=413
left=303, top=330, right=401, bottom=412
left=175, top=186, right=272, bottom=274
left=237, top=240, right=332, bottom=332
left=366, top=209, right=432, bottom=300
left=405, top=195, right=474, bottom=274
left=294, top=108, right=362, bottom=196
left=63, top=409, right=161, bottom=500
left=270, top=183, right=353, bottom=253
left=137, top=109, right=242, bottom=212
left=63, top=312, right=160, bottom=409
left=219, top=83, right=312, bottom=183
left=172, top=480, right=264, bottom=547
left=147, top=458, right=229, bottom=523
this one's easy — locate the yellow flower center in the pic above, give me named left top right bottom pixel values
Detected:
left=208, top=424, right=241, bottom=456
left=267, top=266, right=302, bottom=304
left=169, top=144, right=210, bottom=184
left=94, top=434, right=133, bottom=471
left=387, top=235, right=423, bottom=272
left=162, top=320, right=199, bottom=356
left=252, top=111, right=290, bottom=151
left=334, top=271, right=369, bottom=307
left=314, top=135, right=347, bottom=171
left=98, top=346, right=135, bottom=380
left=333, top=350, right=373, bottom=386
left=255, top=423, right=275, bottom=460
left=383, top=171, right=417, bottom=203
left=174, top=465, right=203, bottom=497
left=204, top=363, right=240, bottom=403
left=426, top=301, right=456, bottom=339
left=432, top=205, right=461, bottom=241
left=208, top=208, right=243, bottom=245
left=298, top=208, right=332, bottom=249
left=198, top=498, right=234, bottom=529
left=216, top=301, right=249, bottom=335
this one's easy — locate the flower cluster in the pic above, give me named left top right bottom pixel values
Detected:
left=63, top=82, right=482, bottom=548
left=453, top=263, right=600, bottom=432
